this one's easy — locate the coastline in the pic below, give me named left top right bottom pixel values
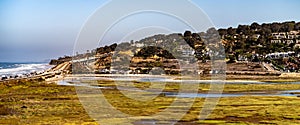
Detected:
left=1, top=66, right=300, bottom=124
left=0, top=61, right=71, bottom=84
left=3, top=72, right=300, bottom=84
left=60, top=73, right=300, bottom=81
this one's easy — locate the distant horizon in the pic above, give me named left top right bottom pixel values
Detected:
left=0, top=61, right=50, bottom=63
left=2, top=20, right=300, bottom=63
left=217, top=20, right=300, bottom=29
left=1, top=0, right=300, bottom=62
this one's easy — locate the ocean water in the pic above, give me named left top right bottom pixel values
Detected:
left=0, top=62, right=53, bottom=77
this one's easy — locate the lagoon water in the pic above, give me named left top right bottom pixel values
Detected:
left=57, top=77, right=300, bottom=98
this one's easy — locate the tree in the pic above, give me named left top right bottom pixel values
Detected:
left=252, top=55, right=260, bottom=62
left=270, top=22, right=281, bottom=32
left=295, top=22, right=300, bottom=30
left=218, top=29, right=227, bottom=36
left=250, top=22, right=260, bottom=30
left=227, top=54, right=236, bottom=63
left=280, top=21, right=295, bottom=32
left=227, top=27, right=236, bottom=35
left=184, top=31, right=192, bottom=38
left=237, top=25, right=250, bottom=35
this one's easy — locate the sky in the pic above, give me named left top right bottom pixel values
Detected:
left=0, top=0, right=300, bottom=62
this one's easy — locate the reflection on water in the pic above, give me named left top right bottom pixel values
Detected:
left=57, top=80, right=107, bottom=89
left=282, top=90, right=300, bottom=93
left=57, top=77, right=300, bottom=98
left=133, top=120, right=179, bottom=125
left=165, top=92, right=243, bottom=98
left=164, top=91, right=300, bottom=98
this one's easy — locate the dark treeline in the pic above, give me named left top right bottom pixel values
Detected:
left=96, top=43, right=117, bottom=54
left=218, top=21, right=300, bottom=36
left=218, top=21, right=300, bottom=56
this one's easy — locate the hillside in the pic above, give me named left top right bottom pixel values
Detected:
left=50, top=21, right=300, bottom=75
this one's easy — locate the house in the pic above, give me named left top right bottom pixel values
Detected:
left=272, top=32, right=286, bottom=39
left=270, top=39, right=279, bottom=44
left=178, top=45, right=195, bottom=56
left=270, top=31, right=300, bottom=45
left=182, top=49, right=195, bottom=56
left=287, top=31, right=299, bottom=39
left=131, top=43, right=144, bottom=48
left=265, top=51, right=295, bottom=59
left=252, top=34, right=260, bottom=40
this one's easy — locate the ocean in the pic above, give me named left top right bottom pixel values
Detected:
left=0, top=62, right=53, bottom=77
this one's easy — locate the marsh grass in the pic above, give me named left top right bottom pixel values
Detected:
left=0, top=81, right=97, bottom=125
left=0, top=80, right=300, bottom=124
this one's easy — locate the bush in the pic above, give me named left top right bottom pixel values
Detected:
left=0, top=105, right=15, bottom=116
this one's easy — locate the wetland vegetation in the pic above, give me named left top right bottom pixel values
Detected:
left=0, top=79, right=300, bottom=124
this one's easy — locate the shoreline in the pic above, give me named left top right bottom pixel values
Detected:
left=3, top=60, right=300, bottom=83
left=63, top=73, right=300, bottom=82
left=2, top=73, right=300, bottom=84
left=0, top=62, right=71, bottom=84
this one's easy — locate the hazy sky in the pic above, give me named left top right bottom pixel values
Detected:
left=0, top=0, right=300, bottom=62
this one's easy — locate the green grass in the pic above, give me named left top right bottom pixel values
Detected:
left=1, top=80, right=300, bottom=124
left=0, top=81, right=97, bottom=125
left=197, top=120, right=226, bottom=124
